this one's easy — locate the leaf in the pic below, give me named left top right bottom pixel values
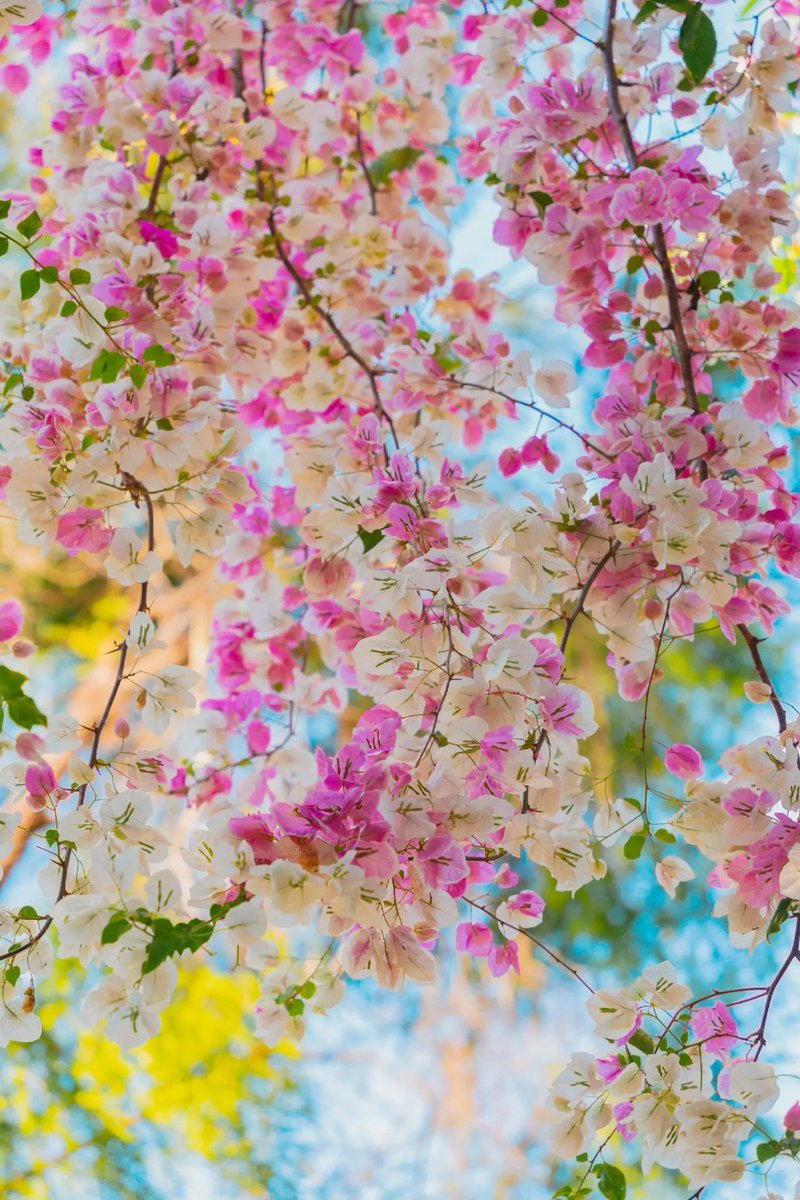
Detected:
left=101, top=914, right=132, bottom=945
left=104, top=305, right=128, bottom=322
left=627, top=1029, right=655, bottom=1054
left=594, top=1164, right=626, bottom=1200
left=20, top=269, right=40, bottom=301
left=678, top=4, right=716, bottom=83
left=90, top=349, right=126, bottom=383
left=128, top=363, right=147, bottom=389
left=5, top=965, right=20, bottom=986
left=357, top=525, right=385, bottom=553
left=0, top=236, right=8, bottom=257
left=626, top=254, right=644, bottom=274
left=16, top=210, right=42, bottom=241
left=0, top=199, right=10, bottom=220
left=17, top=906, right=42, bottom=921
left=623, top=833, right=645, bottom=860
left=369, top=146, right=423, bottom=188
left=756, top=1140, right=780, bottom=1163
left=697, top=269, right=720, bottom=292
left=69, top=267, right=91, bottom=285
left=0, top=664, right=27, bottom=699
left=60, top=300, right=77, bottom=317
left=766, top=896, right=794, bottom=941
left=7, top=695, right=47, bottom=730
left=39, top=265, right=58, bottom=284
left=141, top=343, right=176, bottom=367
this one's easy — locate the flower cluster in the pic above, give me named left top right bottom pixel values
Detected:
left=0, top=0, right=799, bottom=1189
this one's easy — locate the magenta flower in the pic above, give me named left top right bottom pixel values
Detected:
left=664, top=743, right=703, bottom=781
left=487, top=941, right=520, bottom=978
left=55, top=508, right=113, bottom=555
left=0, top=599, right=22, bottom=642
left=690, top=1001, right=738, bottom=1060
left=784, top=1101, right=800, bottom=1132
left=455, top=922, right=493, bottom=957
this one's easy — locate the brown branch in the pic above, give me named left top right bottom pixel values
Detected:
left=600, top=0, right=701, bottom=422
left=559, top=541, right=619, bottom=655
left=737, top=623, right=787, bottom=733
left=751, top=917, right=800, bottom=1056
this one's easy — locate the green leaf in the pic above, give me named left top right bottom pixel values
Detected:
left=104, top=305, right=128, bottom=322
left=90, top=349, right=126, bottom=383
left=16, top=211, right=42, bottom=241
left=155, top=417, right=173, bottom=431
left=369, top=146, right=424, bottom=188
left=101, top=914, right=133, bottom=945
left=530, top=190, right=553, bottom=215
left=7, top=695, right=47, bottom=730
left=628, top=1029, right=655, bottom=1054
left=44, top=828, right=59, bottom=847
left=69, top=267, right=91, bottom=285
left=141, top=343, right=176, bottom=367
left=0, top=236, right=8, bottom=257
left=623, top=833, right=645, bottom=860
left=697, top=269, right=720, bottom=292
left=633, top=0, right=659, bottom=24
left=128, top=363, right=147, bottom=389
left=357, top=525, right=385, bottom=553
left=5, top=965, right=20, bottom=986
left=60, top=300, right=77, bottom=317
left=531, top=7, right=548, bottom=24
left=626, top=254, right=644, bottom=274
left=20, top=270, right=40, bottom=301
left=678, top=4, right=716, bottom=83
left=756, top=1140, right=780, bottom=1163
left=299, top=980, right=316, bottom=999
left=0, top=199, right=11, bottom=220
left=39, top=265, right=58, bottom=285
left=18, top=905, right=42, bottom=921
left=767, top=896, right=794, bottom=941
left=594, top=1164, right=626, bottom=1200
left=0, top=664, right=27, bottom=699
left=285, top=997, right=305, bottom=1017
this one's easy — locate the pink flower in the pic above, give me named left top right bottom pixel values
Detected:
left=138, top=219, right=179, bottom=258
left=0, top=64, right=30, bottom=94
left=608, top=168, right=666, bottom=226
left=488, top=941, right=520, bottom=977
left=55, top=508, right=113, bottom=555
left=0, top=599, right=22, bottom=642
left=690, top=1001, right=738, bottom=1059
left=505, top=890, right=545, bottom=925
left=25, top=762, right=56, bottom=804
left=664, top=743, right=703, bottom=780
left=455, top=921, right=493, bottom=957
left=498, top=448, right=522, bottom=477
left=784, top=1101, right=800, bottom=1132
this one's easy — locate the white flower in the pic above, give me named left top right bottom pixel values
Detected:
left=655, top=855, right=695, bottom=899
left=138, top=665, right=199, bottom=734
left=0, top=0, right=41, bottom=38
left=105, top=526, right=161, bottom=586
left=125, top=612, right=162, bottom=652
left=55, top=892, right=112, bottom=961
left=0, top=992, right=41, bottom=1047
left=586, top=986, right=639, bottom=1040
left=534, top=359, right=577, bottom=408
left=721, top=1060, right=779, bottom=1117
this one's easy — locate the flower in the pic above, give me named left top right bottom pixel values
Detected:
left=664, top=744, right=704, bottom=781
